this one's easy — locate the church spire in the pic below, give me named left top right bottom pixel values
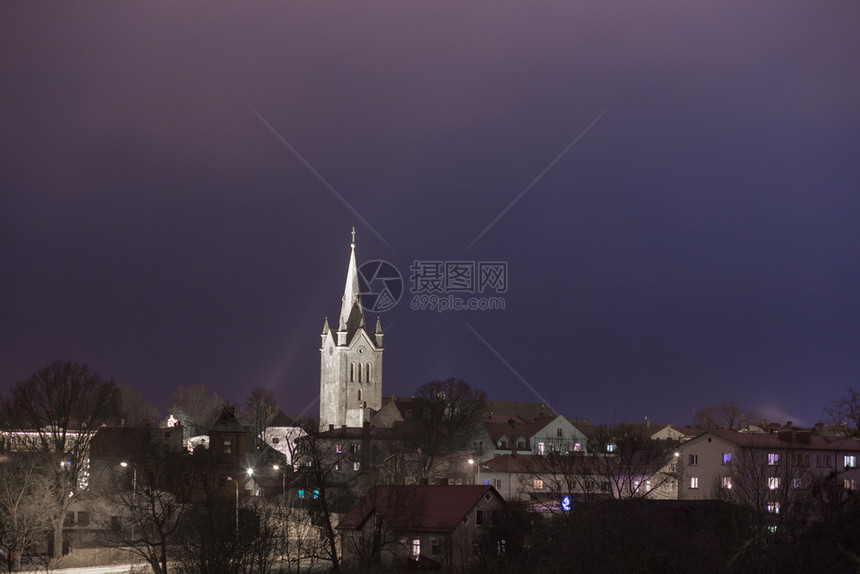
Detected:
left=338, top=227, right=365, bottom=340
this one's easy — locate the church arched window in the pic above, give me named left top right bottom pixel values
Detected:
left=358, top=389, right=362, bottom=401
left=366, top=363, right=371, bottom=382
left=350, top=362, right=355, bottom=383
left=358, top=362, right=362, bottom=383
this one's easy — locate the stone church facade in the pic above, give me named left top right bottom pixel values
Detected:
left=319, top=231, right=384, bottom=431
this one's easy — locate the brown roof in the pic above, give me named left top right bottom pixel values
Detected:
left=484, top=401, right=554, bottom=421
left=337, top=485, right=499, bottom=533
left=703, top=429, right=860, bottom=452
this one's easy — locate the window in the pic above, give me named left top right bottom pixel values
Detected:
left=353, top=461, right=361, bottom=471
left=585, top=478, right=596, bottom=490
left=817, top=454, right=832, bottom=467
left=768, top=477, right=780, bottom=490
left=845, top=455, right=857, bottom=468
left=689, top=454, right=698, bottom=466
left=606, top=443, right=616, bottom=453
left=350, top=443, right=360, bottom=453
left=298, top=489, right=305, bottom=499
left=357, top=363, right=362, bottom=383
left=845, top=479, right=856, bottom=490
left=366, top=363, right=371, bottom=382
left=224, top=440, right=232, bottom=455
left=533, top=479, right=544, bottom=490
left=792, top=478, right=802, bottom=488
left=767, top=502, right=780, bottom=514
left=690, top=477, right=699, bottom=489
left=335, top=444, right=343, bottom=454
left=791, top=453, right=809, bottom=466
left=476, top=509, right=485, bottom=526
left=722, top=476, right=732, bottom=489
left=722, top=453, right=732, bottom=465
left=557, top=428, right=563, bottom=437
left=767, top=453, right=780, bottom=466
left=431, top=538, right=440, bottom=555
left=272, top=437, right=279, bottom=444
left=412, top=539, right=420, bottom=559
left=538, top=442, right=545, bottom=455
left=64, top=512, right=75, bottom=526
left=358, top=389, right=362, bottom=401
left=634, top=480, right=640, bottom=492
left=573, top=442, right=581, bottom=452
left=350, top=363, right=355, bottom=382
left=77, top=511, right=90, bottom=526
left=334, top=463, right=340, bottom=471
left=517, top=439, right=525, bottom=450
left=494, top=479, right=502, bottom=488
left=645, top=480, right=652, bottom=492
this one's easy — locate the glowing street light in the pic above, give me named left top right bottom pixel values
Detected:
left=120, top=462, right=136, bottom=543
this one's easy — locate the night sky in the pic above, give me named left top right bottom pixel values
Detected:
left=2, top=1, right=859, bottom=427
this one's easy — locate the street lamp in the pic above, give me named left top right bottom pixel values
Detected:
left=120, top=462, right=136, bottom=543
left=273, top=465, right=285, bottom=496
left=226, top=476, right=239, bottom=540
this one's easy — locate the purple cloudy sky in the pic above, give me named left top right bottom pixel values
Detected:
left=2, top=1, right=859, bottom=427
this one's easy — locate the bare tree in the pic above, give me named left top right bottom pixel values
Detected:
left=239, top=387, right=278, bottom=451
left=695, top=401, right=760, bottom=430
left=404, top=379, right=487, bottom=482
left=167, top=385, right=228, bottom=437
left=0, top=452, right=57, bottom=570
left=118, top=383, right=160, bottom=428
left=524, top=424, right=679, bottom=513
left=828, top=387, right=860, bottom=435
left=0, top=360, right=120, bottom=559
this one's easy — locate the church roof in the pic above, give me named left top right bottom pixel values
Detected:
left=338, top=229, right=365, bottom=342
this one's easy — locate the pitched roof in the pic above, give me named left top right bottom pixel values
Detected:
left=484, top=401, right=554, bottom=421
left=266, top=410, right=296, bottom=428
left=698, top=429, right=860, bottom=452
left=337, top=485, right=499, bottom=533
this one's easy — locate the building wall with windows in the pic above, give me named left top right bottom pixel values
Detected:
left=677, top=429, right=860, bottom=502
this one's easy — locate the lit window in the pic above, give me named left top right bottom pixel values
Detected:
left=690, top=477, right=699, bottom=489
left=689, top=454, right=698, bottom=465
left=722, top=453, right=732, bottom=465
left=538, top=442, right=545, bottom=455
left=573, top=442, right=581, bottom=452
left=845, top=479, right=856, bottom=490
left=634, top=480, right=640, bottom=492
left=767, top=502, right=780, bottom=514
left=353, top=461, right=361, bottom=471
left=606, top=444, right=616, bottom=453
left=845, top=455, right=857, bottom=468
left=313, top=489, right=319, bottom=499
left=412, top=539, right=420, bottom=559
left=645, top=480, right=652, bottom=492
left=722, top=476, right=732, bottom=489
left=768, top=453, right=780, bottom=466
left=768, top=477, right=780, bottom=490
left=335, top=444, right=343, bottom=454
left=792, top=478, right=802, bottom=488
left=533, top=479, right=544, bottom=490
left=298, top=489, right=305, bottom=499
left=224, top=440, right=232, bottom=455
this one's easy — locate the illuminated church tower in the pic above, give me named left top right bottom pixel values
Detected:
left=319, top=229, right=384, bottom=431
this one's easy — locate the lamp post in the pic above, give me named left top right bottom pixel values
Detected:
left=120, top=462, right=136, bottom=543
left=273, top=465, right=285, bottom=496
left=226, top=476, right=239, bottom=540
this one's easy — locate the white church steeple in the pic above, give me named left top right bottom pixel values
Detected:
left=319, top=229, right=384, bottom=431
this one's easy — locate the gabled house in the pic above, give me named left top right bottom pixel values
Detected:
left=338, top=484, right=505, bottom=571
left=476, top=415, right=589, bottom=463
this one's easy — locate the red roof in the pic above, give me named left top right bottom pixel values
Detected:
left=337, top=485, right=499, bottom=533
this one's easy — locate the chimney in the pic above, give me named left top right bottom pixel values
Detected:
left=645, top=416, right=650, bottom=428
